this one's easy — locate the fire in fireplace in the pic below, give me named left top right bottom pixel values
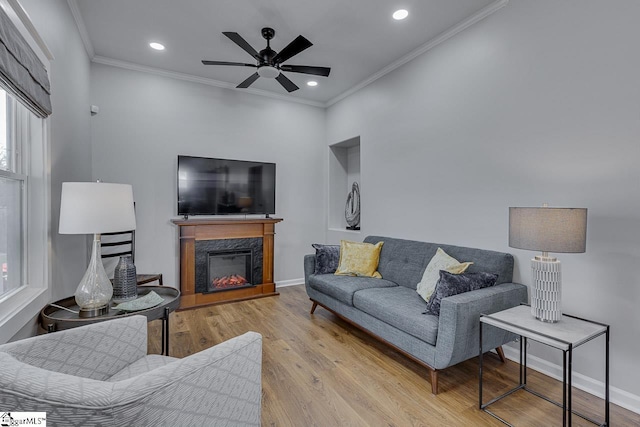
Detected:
left=212, top=274, right=248, bottom=288
left=207, top=249, right=253, bottom=293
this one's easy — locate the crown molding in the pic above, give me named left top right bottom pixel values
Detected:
left=325, top=0, right=509, bottom=107
left=67, top=0, right=95, bottom=59
left=91, top=56, right=325, bottom=108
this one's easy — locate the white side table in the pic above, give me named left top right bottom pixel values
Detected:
left=479, top=304, right=609, bottom=426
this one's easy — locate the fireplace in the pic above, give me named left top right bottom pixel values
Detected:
left=172, top=217, right=282, bottom=310
left=207, top=249, right=253, bottom=292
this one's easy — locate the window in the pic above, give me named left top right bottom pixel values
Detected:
left=0, top=89, right=24, bottom=299
left=0, top=85, right=49, bottom=342
left=0, top=2, right=51, bottom=343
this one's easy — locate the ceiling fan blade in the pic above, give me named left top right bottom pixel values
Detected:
left=202, top=60, right=257, bottom=67
left=275, top=73, right=299, bottom=92
left=273, top=35, right=312, bottom=64
left=223, top=32, right=260, bottom=60
left=280, top=65, right=331, bottom=77
left=237, top=72, right=260, bottom=89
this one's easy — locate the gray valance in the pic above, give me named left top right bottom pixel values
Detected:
left=0, top=7, right=51, bottom=118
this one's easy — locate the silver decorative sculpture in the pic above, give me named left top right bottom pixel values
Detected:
left=345, top=182, right=360, bottom=230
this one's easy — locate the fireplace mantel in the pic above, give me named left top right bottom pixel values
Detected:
left=172, top=217, right=283, bottom=310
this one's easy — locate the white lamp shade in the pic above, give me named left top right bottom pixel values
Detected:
left=59, top=182, right=136, bottom=234
left=509, top=207, right=587, bottom=253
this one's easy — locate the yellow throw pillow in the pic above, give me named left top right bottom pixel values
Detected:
left=416, top=248, right=473, bottom=303
left=335, top=240, right=384, bottom=278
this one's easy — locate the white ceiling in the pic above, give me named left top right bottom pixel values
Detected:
left=72, top=0, right=501, bottom=106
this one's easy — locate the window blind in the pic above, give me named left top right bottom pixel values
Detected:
left=0, top=7, right=51, bottom=117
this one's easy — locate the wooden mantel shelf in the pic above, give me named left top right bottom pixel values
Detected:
left=171, top=217, right=283, bottom=226
left=172, top=217, right=283, bottom=310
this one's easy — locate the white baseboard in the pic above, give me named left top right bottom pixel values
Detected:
left=276, top=278, right=304, bottom=288
left=502, top=345, right=640, bottom=415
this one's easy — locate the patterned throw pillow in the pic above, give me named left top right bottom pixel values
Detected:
left=424, top=271, right=499, bottom=316
left=334, top=240, right=384, bottom=278
left=416, top=248, right=473, bottom=303
left=311, top=244, right=340, bottom=274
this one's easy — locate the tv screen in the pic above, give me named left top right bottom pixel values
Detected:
left=177, top=155, right=276, bottom=216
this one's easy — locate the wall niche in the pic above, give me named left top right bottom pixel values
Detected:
left=328, top=136, right=361, bottom=232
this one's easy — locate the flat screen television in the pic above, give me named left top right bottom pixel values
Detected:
left=177, top=155, right=276, bottom=216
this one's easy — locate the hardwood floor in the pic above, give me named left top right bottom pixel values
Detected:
left=148, top=285, right=638, bottom=426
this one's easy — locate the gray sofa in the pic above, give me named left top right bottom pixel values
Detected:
left=304, top=235, right=528, bottom=394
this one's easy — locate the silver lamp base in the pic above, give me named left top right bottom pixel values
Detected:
left=530, top=256, right=562, bottom=323
left=79, top=304, right=110, bottom=318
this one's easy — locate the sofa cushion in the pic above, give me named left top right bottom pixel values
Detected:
left=308, top=274, right=397, bottom=306
left=365, top=235, right=515, bottom=286
left=353, top=286, right=439, bottom=346
left=335, top=240, right=383, bottom=278
left=425, top=271, right=499, bottom=316
left=312, top=244, right=340, bottom=274
left=364, top=236, right=433, bottom=289
left=416, top=247, right=473, bottom=303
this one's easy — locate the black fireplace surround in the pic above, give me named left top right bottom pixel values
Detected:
left=195, top=238, right=263, bottom=294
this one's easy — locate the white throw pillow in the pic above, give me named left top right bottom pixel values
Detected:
left=416, top=248, right=473, bottom=303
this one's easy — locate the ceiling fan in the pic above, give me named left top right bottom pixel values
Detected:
left=202, top=27, right=331, bottom=93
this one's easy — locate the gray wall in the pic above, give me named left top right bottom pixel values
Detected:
left=13, top=0, right=92, bottom=341
left=89, top=63, right=326, bottom=286
left=326, top=0, right=640, bottom=403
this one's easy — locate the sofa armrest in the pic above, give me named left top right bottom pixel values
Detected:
left=434, top=283, right=527, bottom=369
left=0, top=331, right=263, bottom=427
left=0, top=315, right=148, bottom=380
left=304, top=254, right=316, bottom=285
left=113, top=331, right=263, bottom=425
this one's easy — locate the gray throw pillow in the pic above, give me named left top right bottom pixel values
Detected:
left=424, top=271, right=498, bottom=316
left=312, top=244, right=340, bottom=274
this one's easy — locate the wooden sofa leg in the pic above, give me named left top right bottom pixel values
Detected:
left=496, top=346, right=506, bottom=363
left=310, top=301, right=318, bottom=314
left=430, top=370, right=439, bottom=394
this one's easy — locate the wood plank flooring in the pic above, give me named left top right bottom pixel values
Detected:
left=148, top=285, right=638, bottom=426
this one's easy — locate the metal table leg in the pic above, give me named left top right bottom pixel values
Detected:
left=479, top=319, right=483, bottom=409
left=568, top=345, right=573, bottom=426
left=563, top=349, right=567, bottom=427
left=605, top=326, right=610, bottom=426
left=165, top=307, right=170, bottom=356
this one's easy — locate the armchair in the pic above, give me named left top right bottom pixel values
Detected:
left=0, top=315, right=262, bottom=426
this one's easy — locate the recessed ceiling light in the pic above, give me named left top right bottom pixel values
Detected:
left=149, top=42, right=165, bottom=51
left=392, top=9, right=409, bottom=20
left=307, top=81, right=318, bottom=87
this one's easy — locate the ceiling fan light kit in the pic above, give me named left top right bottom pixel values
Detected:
left=202, top=27, right=331, bottom=93
left=257, top=66, right=279, bottom=79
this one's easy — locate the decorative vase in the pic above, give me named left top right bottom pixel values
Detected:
left=112, top=255, right=137, bottom=303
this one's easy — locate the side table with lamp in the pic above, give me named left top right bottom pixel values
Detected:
left=43, top=182, right=180, bottom=355
left=479, top=205, right=609, bottom=426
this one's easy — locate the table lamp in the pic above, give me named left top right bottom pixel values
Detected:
left=509, top=205, right=587, bottom=323
left=59, top=182, right=136, bottom=317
